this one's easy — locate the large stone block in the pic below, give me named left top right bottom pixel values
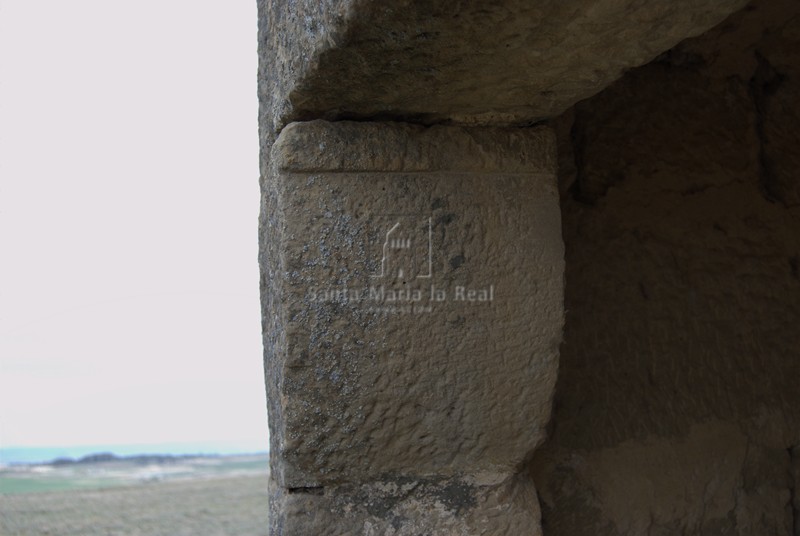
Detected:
left=263, top=120, right=563, bottom=532
left=258, top=0, right=748, bottom=133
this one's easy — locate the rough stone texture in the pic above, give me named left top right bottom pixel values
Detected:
left=270, top=472, right=542, bottom=536
left=257, top=0, right=800, bottom=533
left=258, top=0, right=747, bottom=140
left=264, top=120, right=563, bottom=533
left=531, top=1, right=800, bottom=534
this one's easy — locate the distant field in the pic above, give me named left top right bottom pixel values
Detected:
left=0, top=455, right=269, bottom=536
left=0, top=475, right=269, bottom=536
left=0, top=454, right=268, bottom=494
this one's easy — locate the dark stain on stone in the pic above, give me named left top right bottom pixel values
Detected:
left=358, top=476, right=477, bottom=518
left=436, top=213, right=455, bottom=226
left=356, top=479, right=421, bottom=519
left=749, top=51, right=787, bottom=205
left=567, top=105, right=615, bottom=206
left=287, top=486, right=324, bottom=495
left=653, top=47, right=707, bottom=70
left=390, top=516, right=404, bottom=531
left=638, top=281, right=649, bottom=300
left=568, top=105, right=591, bottom=204
left=431, top=197, right=445, bottom=210
left=449, top=315, right=466, bottom=327
left=682, top=183, right=712, bottom=196
left=434, top=213, right=457, bottom=242
left=435, top=480, right=475, bottom=514
left=363, top=496, right=396, bottom=519
left=449, top=255, right=465, bottom=270
left=790, top=256, right=799, bottom=279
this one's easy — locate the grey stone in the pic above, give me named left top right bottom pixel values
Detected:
left=263, top=120, right=563, bottom=532
left=258, top=0, right=748, bottom=137
left=255, top=0, right=800, bottom=534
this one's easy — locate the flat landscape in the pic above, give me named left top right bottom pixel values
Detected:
left=0, top=455, right=269, bottom=536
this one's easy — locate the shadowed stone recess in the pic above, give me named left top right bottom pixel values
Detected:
left=532, top=1, right=800, bottom=533
left=264, top=120, right=563, bottom=534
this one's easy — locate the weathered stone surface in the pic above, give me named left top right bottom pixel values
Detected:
left=263, top=120, right=563, bottom=532
left=257, top=1, right=800, bottom=534
left=258, top=0, right=747, bottom=137
left=532, top=1, right=800, bottom=533
left=270, top=473, right=542, bottom=535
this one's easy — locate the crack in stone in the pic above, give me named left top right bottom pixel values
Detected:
left=287, top=486, right=325, bottom=495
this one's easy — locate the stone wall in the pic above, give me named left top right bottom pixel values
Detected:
left=257, top=0, right=797, bottom=533
left=532, top=1, right=800, bottom=533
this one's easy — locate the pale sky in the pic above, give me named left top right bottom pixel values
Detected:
left=0, top=1, right=268, bottom=450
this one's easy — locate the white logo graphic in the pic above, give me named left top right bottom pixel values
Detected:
left=372, top=217, right=432, bottom=279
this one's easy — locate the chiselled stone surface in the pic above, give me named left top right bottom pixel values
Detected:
left=263, top=120, right=563, bottom=532
left=258, top=0, right=747, bottom=137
